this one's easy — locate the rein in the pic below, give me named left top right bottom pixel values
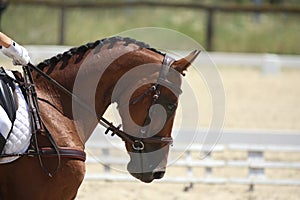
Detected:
left=26, top=54, right=179, bottom=152
left=0, top=65, right=86, bottom=177
left=0, top=53, right=179, bottom=176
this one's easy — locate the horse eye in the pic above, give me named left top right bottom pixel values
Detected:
left=167, top=103, right=177, bottom=111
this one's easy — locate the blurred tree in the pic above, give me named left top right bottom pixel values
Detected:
left=0, top=0, right=7, bottom=31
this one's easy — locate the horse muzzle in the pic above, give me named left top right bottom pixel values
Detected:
left=127, top=159, right=166, bottom=183
left=129, top=171, right=166, bottom=183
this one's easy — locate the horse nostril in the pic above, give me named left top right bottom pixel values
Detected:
left=153, top=171, right=165, bottom=179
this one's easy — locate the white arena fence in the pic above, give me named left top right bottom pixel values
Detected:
left=85, top=129, right=300, bottom=188
left=1, top=46, right=299, bottom=187
left=26, top=46, right=300, bottom=73
left=0, top=45, right=299, bottom=74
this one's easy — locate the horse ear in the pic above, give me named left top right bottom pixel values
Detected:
left=173, top=50, right=200, bottom=76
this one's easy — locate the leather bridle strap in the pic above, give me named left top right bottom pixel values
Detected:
left=130, top=54, right=177, bottom=151
left=26, top=63, right=132, bottom=143
left=25, top=53, right=179, bottom=150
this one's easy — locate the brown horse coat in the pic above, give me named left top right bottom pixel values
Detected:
left=0, top=37, right=199, bottom=199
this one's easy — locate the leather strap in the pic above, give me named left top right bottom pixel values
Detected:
left=38, top=147, right=86, bottom=162
left=0, top=147, right=86, bottom=162
left=28, top=147, right=86, bottom=162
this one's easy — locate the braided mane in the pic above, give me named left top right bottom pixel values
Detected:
left=37, top=36, right=164, bottom=71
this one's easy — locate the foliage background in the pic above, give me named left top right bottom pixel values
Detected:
left=1, top=0, right=300, bottom=54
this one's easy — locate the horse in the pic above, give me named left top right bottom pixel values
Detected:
left=0, top=36, right=199, bottom=199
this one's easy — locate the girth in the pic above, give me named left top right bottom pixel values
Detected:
left=0, top=147, right=86, bottom=162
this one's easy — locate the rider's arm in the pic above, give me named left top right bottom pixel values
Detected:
left=0, top=32, right=12, bottom=48
left=0, top=32, right=31, bottom=66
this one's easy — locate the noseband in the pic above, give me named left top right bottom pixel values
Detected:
left=125, top=54, right=182, bottom=151
left=27, top=54, right=181, bottom=152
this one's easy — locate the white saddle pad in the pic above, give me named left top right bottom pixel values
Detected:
left=0, top=106, right=12, bottom=139
left=0, top=71, right=31, bottom=164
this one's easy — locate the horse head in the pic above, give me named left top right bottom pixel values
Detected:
left=29, top=36, right=200, bottom=184
left=0, top=36, right=201, bottom=199
left=114, top=50, right=200, bottom=183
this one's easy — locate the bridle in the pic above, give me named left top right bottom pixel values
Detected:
left=120, top=54, right=182, bottom=151
left=26, top=53, right=182, bottom=152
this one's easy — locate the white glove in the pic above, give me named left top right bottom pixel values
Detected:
left=1, top=41, right=30, bottom=66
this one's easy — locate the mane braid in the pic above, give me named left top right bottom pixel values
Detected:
left=36, top=36, right=164, bottom=73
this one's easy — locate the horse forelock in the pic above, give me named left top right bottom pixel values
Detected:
left=36, top=36, right=164, bottom=73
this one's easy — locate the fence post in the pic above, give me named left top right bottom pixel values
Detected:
left=206, top=8, right=215, bottom=51
left=59, top=1, right=66, bottom=45
left=204, top=151, right=213, bottom=177
left=262, top=54, right=281, bottom=75
left=102, top=148, right=110, bottom=173
left=185, top=150, right=193, bottom=178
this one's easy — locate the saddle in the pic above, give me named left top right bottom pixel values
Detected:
left=0, top=67, right=18, bottom=153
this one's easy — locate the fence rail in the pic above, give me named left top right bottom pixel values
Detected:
left=85, top=128, right=300, bottom=189
left=6, top=1, right=300, bottom=49
left=18, top=46, right=300, bottom=74
left=9, top=0, right=300, bottom=13
left=1, top=46, right=299, bottom=75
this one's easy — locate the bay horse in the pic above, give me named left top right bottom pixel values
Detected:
left=0, top=36, right=199, bottom=199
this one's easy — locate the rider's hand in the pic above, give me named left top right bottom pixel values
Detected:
left=1, top=41, right=31, bottom=66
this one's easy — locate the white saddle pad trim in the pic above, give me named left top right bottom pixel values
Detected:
left=0, top=71, right=32, bottom=164
left=0, top=106, right=12, bottom=138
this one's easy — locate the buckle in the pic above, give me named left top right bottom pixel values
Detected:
left=132, top=140, right=144, bottom=151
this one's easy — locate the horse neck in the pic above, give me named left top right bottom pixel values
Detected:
left=33, top=58, right=89, bottom=147
left=33, top=39, right=163, bottom=146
